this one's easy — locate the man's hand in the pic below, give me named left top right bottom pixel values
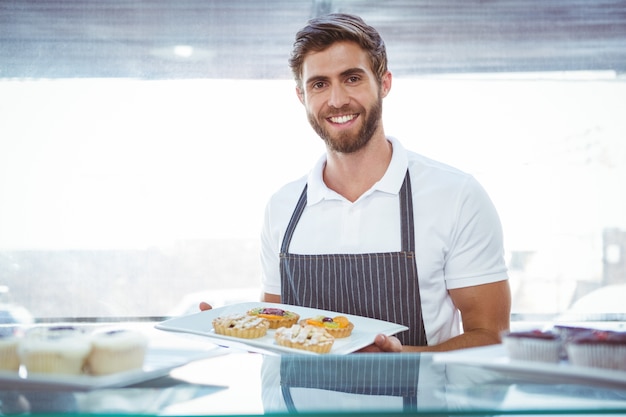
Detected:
left=199, top=302, right=213, bottom=311
left=356, top=334, right=403, bottom=353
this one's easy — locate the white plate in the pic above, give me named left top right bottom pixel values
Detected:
left=433, top=344, right=626, bottom=389
left=0, top=345, right=227, bottom=391
left=155, top=302, right=409, bottom=355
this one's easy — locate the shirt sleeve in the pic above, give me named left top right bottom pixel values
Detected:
left=260, top=198, right=282, bottom=296
left=444, top=176, right=509, bottom=289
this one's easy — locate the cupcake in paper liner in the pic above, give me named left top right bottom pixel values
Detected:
left=18, top=326, right=92, bottom=375
left=553, top=325, right=595, bottom=360
left=86, top=329, right=149, bottom=375
left=0, top=333, right=21, bottom=372
left=502, top=330, right=562, bottom=363
left=566, top=329, right=626, bottom=371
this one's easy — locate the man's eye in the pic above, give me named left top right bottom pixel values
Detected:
left=347, top=76, right=360, bottom=83
left=313, top=82, right=325, bottom=89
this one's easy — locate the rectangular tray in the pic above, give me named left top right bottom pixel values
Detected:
left=156, top=302, right=409, bottom=355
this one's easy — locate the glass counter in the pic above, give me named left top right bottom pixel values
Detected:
left=1, top=322, right=625, bottom=415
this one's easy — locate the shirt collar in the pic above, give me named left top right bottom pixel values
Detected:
left=306, top=136, right=409, bottom=205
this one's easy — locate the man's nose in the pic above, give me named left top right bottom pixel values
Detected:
left=327, top=84, right=350, bottom=108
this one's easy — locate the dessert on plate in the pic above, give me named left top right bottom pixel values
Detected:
left=247, top=307, right=300, bottom=329
left=566, top=329, right=626, bottom=371
left=18, top=326, right=92, bottom=375
left=301, top=315, right=354, bottom=338
left=501, top=329, right=562, bottom=363
left=213, top=313, right=270, bottom=339
left=86, top=329, right=149, bottom=375
left=0, top=332, right=21, bottom=372
left=274, top=324, right=335, bottom=353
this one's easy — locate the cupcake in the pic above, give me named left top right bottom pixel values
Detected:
left=274, top=324, right=334, bottom=354
left=246, top=307, right=300, bottom=329
left=502, top=330, right=562, bottom=363
left=553, top=325, right=594, bottom=360
left=213, top=313, right=270, bottom=339
left=566, top=329, right=626, bottom=371
left=301, top=315, right=354, bottom=338
left=86, top=329, right=148, bottom=375
left=18, top=326, right=92, bottom=375
left=0, top=333, right=21, bottom=372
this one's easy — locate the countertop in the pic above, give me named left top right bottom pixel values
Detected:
left=1, top=322, right=626, bottom=416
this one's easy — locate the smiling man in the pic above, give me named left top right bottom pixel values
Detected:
left=212, top=13, right=511, bottom=353
left=300, top=42, right=385, bottom=155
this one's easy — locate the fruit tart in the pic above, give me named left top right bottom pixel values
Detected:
left=301, top=315, right=354, bottom=338
left=212, top=314, right=270, bottom=339
left=275, top=324, right=334, bottom=354
left=247, top=307, right=300, bottom=329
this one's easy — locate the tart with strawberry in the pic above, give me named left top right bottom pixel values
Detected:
left=301, top=315, right=354, bottom=338
left=247, top=307, right=300, bottom=329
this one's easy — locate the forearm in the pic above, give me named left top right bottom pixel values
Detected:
left=402, top=328, right=503, bottom=353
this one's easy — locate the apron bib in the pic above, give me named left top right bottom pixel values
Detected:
left=279, top=171, right=427, bottom=346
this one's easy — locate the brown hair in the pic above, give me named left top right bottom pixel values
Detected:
left=288, top=13, right=388, bottom=89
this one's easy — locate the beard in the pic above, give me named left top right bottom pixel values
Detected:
left=307, top=95, right=383, bottom=154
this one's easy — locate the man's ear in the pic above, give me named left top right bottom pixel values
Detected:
left=296, top=86, right=305, bottom=104
left=380, top=71, right=392, bottom=98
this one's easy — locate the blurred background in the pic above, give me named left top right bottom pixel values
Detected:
left=1, top=0, right=625, bottom=323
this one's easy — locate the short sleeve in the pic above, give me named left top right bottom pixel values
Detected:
left=444, top=176, right=509, bottom=289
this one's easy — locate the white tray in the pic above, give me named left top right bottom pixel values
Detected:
left=155, top=302, right=409, bottom=355
left=433, top=344, right=626, bottom=389
left=0, top=345, right=227, bottom=391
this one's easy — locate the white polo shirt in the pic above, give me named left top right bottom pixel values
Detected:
left=260, top=136, right=508, bottom=345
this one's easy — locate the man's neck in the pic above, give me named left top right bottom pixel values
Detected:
left=323, top=134, right=392, bottom=203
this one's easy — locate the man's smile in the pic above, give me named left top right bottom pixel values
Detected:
left=327, top=113, right=358, bottom=124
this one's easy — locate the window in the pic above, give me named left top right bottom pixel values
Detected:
left=1, top=0, right=625, bottom=323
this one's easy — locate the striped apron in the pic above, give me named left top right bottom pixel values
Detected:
left=279, top=171, right=428, bottom=346
left=280, top=354, right=421, bottom=412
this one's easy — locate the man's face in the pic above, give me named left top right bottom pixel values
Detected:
left=297, top=41, right=390, bottom=154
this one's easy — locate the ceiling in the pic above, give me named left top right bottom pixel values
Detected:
left=1, top=0, right=625, bottom=79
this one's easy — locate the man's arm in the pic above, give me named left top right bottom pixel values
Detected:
left=263, top=293, right=281, bottom=303
left=362, top=280, right=511, bottom=353
left=401, top=280, right=511, bottom=352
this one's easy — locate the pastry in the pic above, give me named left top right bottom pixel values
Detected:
left=502, top=329, right=562, bottom=363
left=213, top=314, right=269, bottom=339
left=274, top=324, right=334, bottom=354
left=247, top=307, right=300, bottom=329
left=0, top=333, right=21, bottom=372
left=86, top=329, right=148, bottom=375
left=18, top=326, right=92, bottom=375
left=566, top=329, right=626, bottom=371
left=553, top=325, right=595, bottom=360
left=301, top=315, right=354, bottom=338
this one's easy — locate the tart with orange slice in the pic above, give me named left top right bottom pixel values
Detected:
left=301, top=315, right=354, bottom=338
left=247, top=307, right=300, bottom=329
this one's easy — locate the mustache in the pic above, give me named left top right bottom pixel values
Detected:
left=322, top=107, right=360, bottom=118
